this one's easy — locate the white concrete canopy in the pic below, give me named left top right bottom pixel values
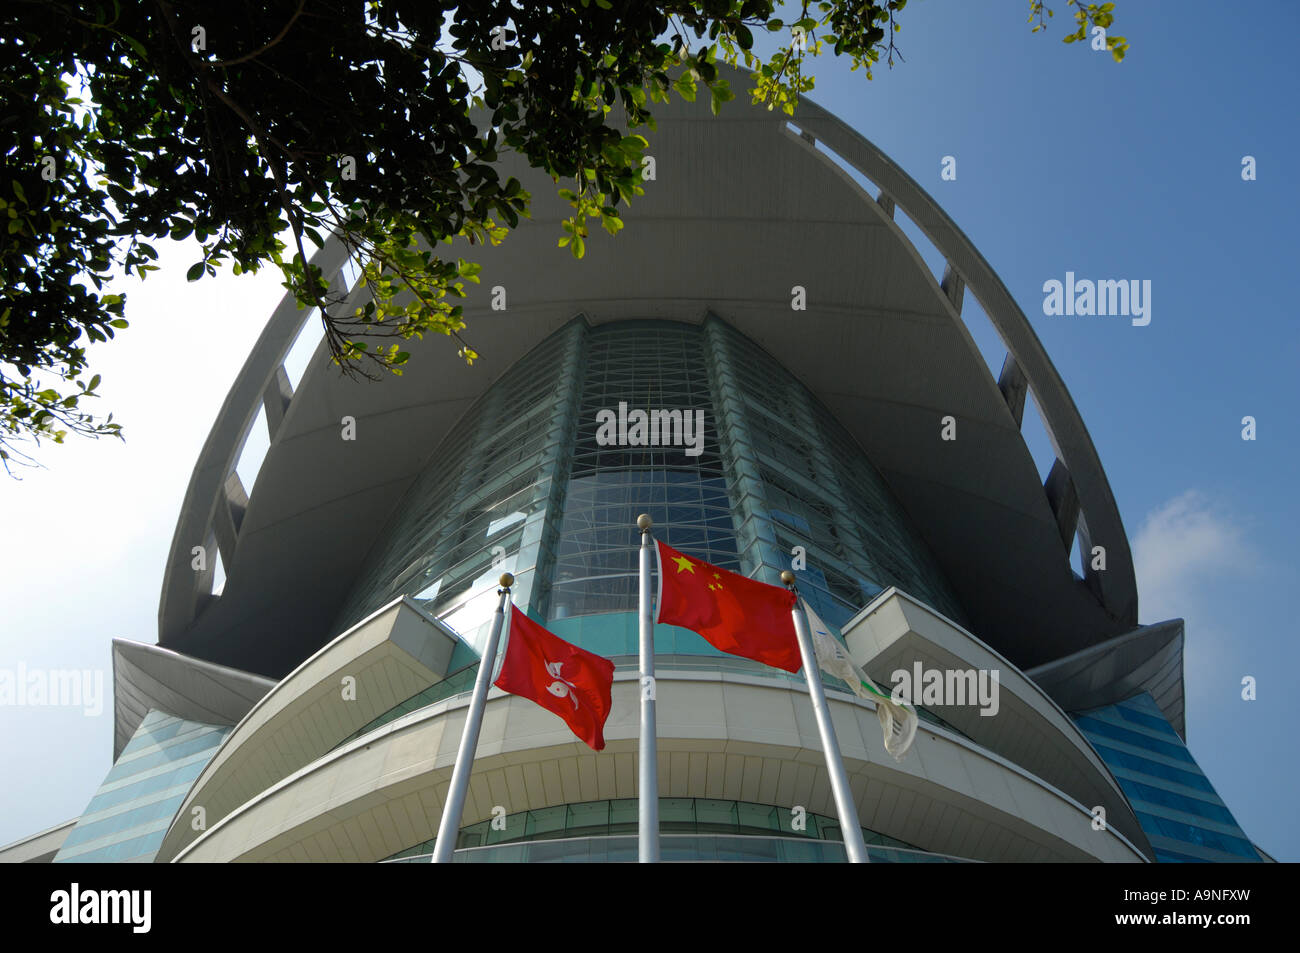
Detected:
left=1025, top=619, right=1186, bottom=738
left=841, top=588, right=1151, bottom=857
left=111, top=638, right=275, bottom=760
left=154, top=596, right=459, bottom=863
left=173, top=672, right=1146, bottom=864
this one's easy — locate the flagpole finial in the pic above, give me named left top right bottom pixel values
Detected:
left=499, top=572, right=515, bottom=589
left=780, top=570, right=796, bottom=587
left=637, top=514, right=653, bottom=532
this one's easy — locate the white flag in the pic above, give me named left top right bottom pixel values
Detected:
left=803, top=600, right=917, bottom=761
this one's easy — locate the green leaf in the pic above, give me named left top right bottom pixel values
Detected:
left=710, top=80, right=735, bottom=116
left=109, top=319, right=129, bottom=329
left=120, top=34, right=148, bottom=59
left=186, top=261, right=205, bottom=281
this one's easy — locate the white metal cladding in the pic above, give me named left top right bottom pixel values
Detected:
left=170, top=672, right=1148, bottom=864
left=111, top=639, right=274, bottom=760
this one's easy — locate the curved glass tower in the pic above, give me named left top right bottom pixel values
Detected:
left=335, top=316, right=965, bottom=666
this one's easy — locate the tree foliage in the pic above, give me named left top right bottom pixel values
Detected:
left=0, top=0, right=1126, bottom=471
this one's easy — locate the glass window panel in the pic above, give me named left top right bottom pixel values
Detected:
left=736, top=802, right=779, bottom=833
left=609, top=799, right=638, bottom=835
left=55, top=712, right=229, bottom=863
left=385, top=798, right=930, bottom=862
left=695, top=798, right=738, bottom=833
left=524, top=806, right=567, bottom=840
left=1074, top=716, right=1197, bottom=764
left=659, top=797, right=697, bottom=831
left=565, top=801, right=610, bottom=835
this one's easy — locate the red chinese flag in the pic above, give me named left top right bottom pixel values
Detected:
left=493, top=606, right=616, bottom=751
left=655, top=540, right=801, bottom=673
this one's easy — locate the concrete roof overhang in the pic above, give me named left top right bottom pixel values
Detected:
left=841, top=588, right=1152, bottom=857
left=1025, top=619, right=1186, bottom=739
left=111, top=638, right=275, bottom=760
left=158, top=70, right=1138, bottom=680
left=155, top=596, right=460, bottom=863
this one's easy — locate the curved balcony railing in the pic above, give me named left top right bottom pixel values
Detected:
left=386, top=834, right=975, bottom=864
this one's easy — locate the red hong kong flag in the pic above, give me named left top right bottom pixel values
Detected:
left=494, top=606, right=616, bottom=751
left=655, top=540, right=801, bottom=673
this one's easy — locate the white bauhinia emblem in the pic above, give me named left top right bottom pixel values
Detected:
left=545, top=660, right=580, bottom=709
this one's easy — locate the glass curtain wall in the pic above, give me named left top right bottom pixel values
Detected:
left=53, top=710, right=230, bottom=863
left=703, top=315, right=965, bottom=629
left=333, top=320, right=584, bottom=652
left=335, top=315, right=964, bottom=656
left=1074, top=693, right=1260, bottom=862
left=549, top=320, right=738, bottom=620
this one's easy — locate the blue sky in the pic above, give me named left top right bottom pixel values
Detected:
left=1, top=1, right=1296, bottom=860
left=785, top=0, right=1299, bottom=860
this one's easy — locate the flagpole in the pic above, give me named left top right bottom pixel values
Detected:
left=782, top=571, right=871, bottom=864
left=430, top=573, right=514, bottom=864
left=637, top=514, right=660, bottom=862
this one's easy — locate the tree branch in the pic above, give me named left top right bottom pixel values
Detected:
left=210, top=0, right=306, bottom=68
left=153, top=0, right=354, bottom=368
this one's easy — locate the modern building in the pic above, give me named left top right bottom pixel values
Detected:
left=1, top=73, right=1270, bottom=864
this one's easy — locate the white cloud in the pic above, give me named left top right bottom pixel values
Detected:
left=1132, top=490, right=1256, bottom=624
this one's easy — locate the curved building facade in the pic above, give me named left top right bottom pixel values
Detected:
left=2, top=70, right=1270, bottom=865
left=334, top=315, right=966, bottom=656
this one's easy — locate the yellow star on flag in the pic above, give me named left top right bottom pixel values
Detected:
left=673, top=555, right=695, bottom=574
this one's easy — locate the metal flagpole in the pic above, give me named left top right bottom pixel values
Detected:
left=637, top=514, right=660, bottom=862
left=782, top=571, right=871, bottom=864
left=430, top=572, right=514, bottom=864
